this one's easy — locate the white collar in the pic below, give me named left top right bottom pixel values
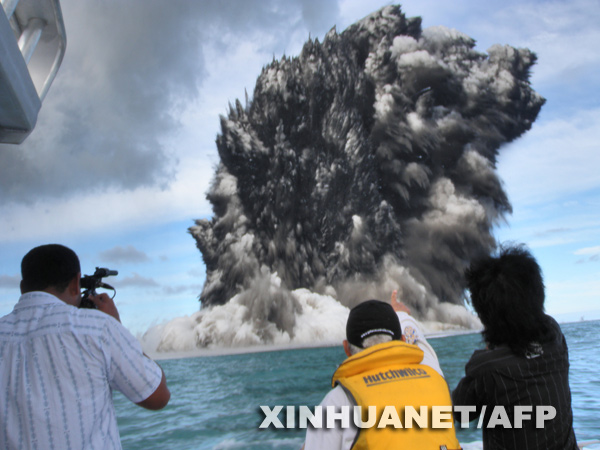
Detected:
left=14, top=291, right=66, bottom=310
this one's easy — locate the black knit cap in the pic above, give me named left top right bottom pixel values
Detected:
left=346, top=299, right=402, bottom=348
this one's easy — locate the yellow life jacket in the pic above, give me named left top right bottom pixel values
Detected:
left=332, top=340, right=461, bottom=450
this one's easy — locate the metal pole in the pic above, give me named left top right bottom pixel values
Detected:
left=39, top=0, right=67, bottom=100
left=1, top=0, right=19, bottom=19
left=18, top=17, right=45, bottom=64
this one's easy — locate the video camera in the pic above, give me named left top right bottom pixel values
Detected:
left=79, top=267, right=118, bottom=309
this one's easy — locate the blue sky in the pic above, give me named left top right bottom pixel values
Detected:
left=1, top=0, right=599, bottom=335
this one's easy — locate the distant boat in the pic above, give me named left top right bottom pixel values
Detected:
left=0, top=0, right=66, bottom=144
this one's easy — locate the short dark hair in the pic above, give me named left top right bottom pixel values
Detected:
left=466, top=244, right=552, bottom=355
left=21, top=244, right=80, bottom=293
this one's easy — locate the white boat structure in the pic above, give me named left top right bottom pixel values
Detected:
left=0, top=0, right=66, bottom=144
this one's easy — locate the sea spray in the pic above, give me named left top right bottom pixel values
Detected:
left=144, top=287, right=349, bottom=352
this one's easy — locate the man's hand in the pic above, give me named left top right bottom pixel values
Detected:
left=390, top=289, right=411, bottom=314
left=89, top=293, right=121, bottom=322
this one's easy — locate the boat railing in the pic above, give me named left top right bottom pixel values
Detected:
left=0, top=0, right=66, bottom=144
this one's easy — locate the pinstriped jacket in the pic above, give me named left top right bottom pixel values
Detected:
left=452, top=316, right=578, bottom=450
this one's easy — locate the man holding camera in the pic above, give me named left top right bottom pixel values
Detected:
left=0, top=244, right=170, bottom=449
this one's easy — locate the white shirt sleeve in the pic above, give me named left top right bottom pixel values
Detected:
left=396, top=311, right=444, bottom=378
left=103, top=319, right=163, bottom=403
left=303, top=385, right=357, bottom=450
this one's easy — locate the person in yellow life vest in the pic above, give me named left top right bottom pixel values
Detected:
left=302, top=299, right=461, bottom=450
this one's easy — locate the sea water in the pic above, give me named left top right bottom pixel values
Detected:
left=115, top=320, right=600, bottom=449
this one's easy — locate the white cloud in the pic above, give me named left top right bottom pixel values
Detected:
left=0, top=275, right=20, bottom=289
left=99, top=246, right=150, bottom=264
left=574, top=246, right=600, bottom=256
left=497, top=108, right=600, bottom=208
left=0, top=153, right=213, bottom=243
left=162, top=284, right=204, bottom=296
left=481, top=0, right=600, bottom=87
left=118, top=273, right=159, bottom=288
left=574, top=245, right=600, bottom=264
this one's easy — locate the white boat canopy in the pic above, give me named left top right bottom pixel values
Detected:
left=0, top=0, right=66, bottom=144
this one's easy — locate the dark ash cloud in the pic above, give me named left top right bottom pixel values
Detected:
left=187, top=5, right=544, bottom=345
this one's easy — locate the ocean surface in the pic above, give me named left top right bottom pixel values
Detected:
left=115, top=320, right=600, bottom=449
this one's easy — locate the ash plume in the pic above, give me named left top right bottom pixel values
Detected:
left=173, top=5, right=544, bottom=349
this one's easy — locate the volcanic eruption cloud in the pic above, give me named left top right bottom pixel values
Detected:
left=148, top=5, right=545, bottom=351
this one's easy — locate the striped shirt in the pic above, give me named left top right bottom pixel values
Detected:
left=452, top=316, right=578, bottom=450
left=0, top=292, right=163, bottom=450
